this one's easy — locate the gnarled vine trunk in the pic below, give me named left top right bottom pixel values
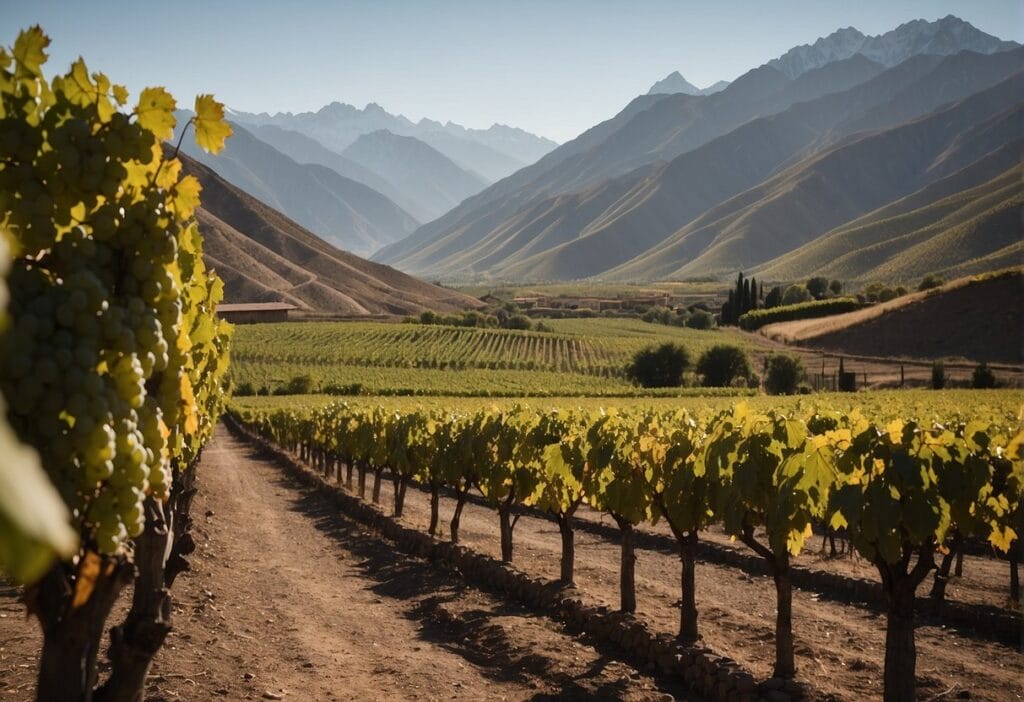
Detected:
left=450, top=485, right=470, bottom=544
left=876, top=544, right=935, bottom=702
left=557, top=513, right=575, bottom=585
left=96, top=463, right=200, bottom=702
left=33, top=555, right=134, bottom=702
left=612, top=514, right=636, bottom=613
left=428, top=481, right=441, bottom=536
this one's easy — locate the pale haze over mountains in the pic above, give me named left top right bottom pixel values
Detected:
left=375, top=15, right=1022, bottom=287
left=156, top=14, right=1021, bottom=309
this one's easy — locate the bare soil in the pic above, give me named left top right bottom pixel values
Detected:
left=0, top=426, right=693, bottom=702
left=360, top=465, right=1023, bottom=702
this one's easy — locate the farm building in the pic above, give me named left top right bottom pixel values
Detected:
left=217, top=302, right=298, bottom=324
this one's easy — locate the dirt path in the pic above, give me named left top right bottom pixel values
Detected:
left=0, top=426, right=694, bottom=702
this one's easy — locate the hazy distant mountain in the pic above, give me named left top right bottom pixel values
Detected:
left=237, top=123, right=419, bottom=216
left=177, top=152, right=478, bottom=316
left=647, top=71, right=730, bottom=95
left=608, top=71, right=1023, bottom=280
left=377, top=44, right=1022, bottom=282
left=341, top=130, right=490, bottom=222
left=230, top=103, right=557, bottom=182
left=768, top=15, right=1018, bottom=79
left=173, top=117, right=418, bottom=256
left=375, top=54, right=888, bottom=273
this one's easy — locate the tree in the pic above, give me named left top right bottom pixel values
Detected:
left=807, top=276, right=830, bottom=300
left=972, top=362, right=997, bottom=389
left=764, top=354, right=804, bottom=395
left=931, top=361, right=946, bottom=390
left=625, top=343, right=691, bottom=388
left=781, top=284, right=812, bottom=305
left=685, top=310, right=714, bottom=330
left=829, top=280, right=843, bottom=296
left=696, top=345, right=751, bottom=387
left=918, top=274, right=945, bottom=291
left=765, top=286, right=784, bottom=308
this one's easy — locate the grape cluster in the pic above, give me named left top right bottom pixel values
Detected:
left=0, top=43, right=231, bottom=555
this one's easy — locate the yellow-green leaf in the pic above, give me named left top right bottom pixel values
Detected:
left=13, top=26, right=48, bottom=78
left=172, top=175, right=202, bottom=219
left=135, top=87, right=177, bottom=140
left=193, top=94, right=232, bottom=153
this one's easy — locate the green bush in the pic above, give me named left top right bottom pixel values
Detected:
left=625, top=343, right=691, bottom=388
left=972, top=362, right=997, bottom=389
left=738, top=297, right=864, bottom=330
left=919, top=274, right=945, bottom=291
left=782, top=284, right=812, bottom=305
left=764, top=354, right=805, bottom=395
left=696, top=345, right=751, bottom=387
left=685, top=310, right=715, bottom=330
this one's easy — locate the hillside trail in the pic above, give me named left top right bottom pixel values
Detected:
left=0, top=425, right=693, bottom=702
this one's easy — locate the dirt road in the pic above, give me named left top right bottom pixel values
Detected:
left=0, top=426, right=693, bottom=702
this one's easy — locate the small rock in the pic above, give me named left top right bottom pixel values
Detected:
left=206, top=510, right=215, bottom=517
left=263, top=692, right=284, bottom=700
left=243, top=673, right=255, bottom=681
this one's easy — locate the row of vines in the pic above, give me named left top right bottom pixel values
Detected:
left=234, top=400, right=1023, bottom=702
left=0, top=27, right=232, bottom=702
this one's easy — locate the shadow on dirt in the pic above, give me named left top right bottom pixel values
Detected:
left=242, top=440, right=696, bottom=700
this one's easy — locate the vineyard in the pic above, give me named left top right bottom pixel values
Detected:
left=230, top=318, right=752, bottom=395
left=0, top=28, right=232, bottom=702
left=230, top=395, right=1023, bottom=702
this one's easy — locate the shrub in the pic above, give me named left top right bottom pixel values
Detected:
left=972, top=362, right=997, bottom=389
left=504, top=314, right=533, bottom=330
left=235, top=382, right=255, bottom=396
left=764, top=354, right=804, bottom=395
left=807, top=276, right=830, bottom=300
left=919, top=274, right=945, bottom=291
left=782, top=284, right=812, bottom=305
left=738, top=297, right=863, bottom=331
left=931, top=361, right=946, bottom=390
left=696, top=345, right=751, bottom=387
left=285, top=374, right=315, bottom=394
left=764, top=286, right=784, bottom=308
left=685, top=310, right=715, bottom=330
left=828, top=280, right=843, bottom=296
left=626, top=343, right=691, bottom=388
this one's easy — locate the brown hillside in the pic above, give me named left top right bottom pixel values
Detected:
left=178, top=151, right=479, bottom=316
left=763, top=270, right=1024, bottom=364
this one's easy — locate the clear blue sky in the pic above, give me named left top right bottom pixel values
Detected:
left=3, top=1, right=1021, bottom=142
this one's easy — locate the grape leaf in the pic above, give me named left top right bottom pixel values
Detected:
left=13, top=26, right=48, bottom=78
left=135, top=87, right=177, bottom=140
left=193, top=94, right=232, bottom=154
left=0, top=415, right=77, bottom=584
left=172, top=175, right=202, bottom=219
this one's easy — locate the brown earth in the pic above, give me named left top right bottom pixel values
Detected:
left=0, top=427, right=692, bottom=702
left=760, top=270, right=1024, bottom=366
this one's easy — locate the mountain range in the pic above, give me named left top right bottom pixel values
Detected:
left=374, top=16, right=1022, bottom=285
left=230, top=103, right=558, bottom=182
left=768, top=14, right=1018, bottom=79
left=178, top=150, right=478, bottom=315
left=173, top=117, right=419, bottom=257
left=647, top=72, right=730, bottom=96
